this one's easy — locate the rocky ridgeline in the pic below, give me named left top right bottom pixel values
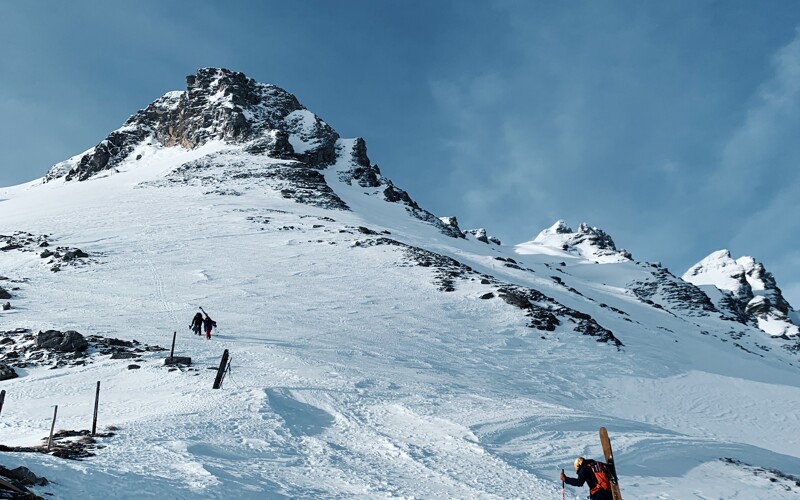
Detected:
left=0, top=329, right=166, bottom=378
left=628, top=263, right=718, bottom=318
left=356, top=237, right=622, bottom=347
left=339, top=139, right=464, bottom=239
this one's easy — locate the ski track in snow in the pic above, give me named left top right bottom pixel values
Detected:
left=0, top=146, right=798, bottom=498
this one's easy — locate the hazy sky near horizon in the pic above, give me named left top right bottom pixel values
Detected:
left=2, top=1, right=800, bottom=305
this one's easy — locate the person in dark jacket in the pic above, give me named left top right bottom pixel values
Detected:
left=203, top=312, right=217, bottom=339
left=190, top=312, right=203, bottom=336
left=560, top=457, right=613, bottom=500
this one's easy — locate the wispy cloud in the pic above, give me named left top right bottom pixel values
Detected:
left=711, top=28, right=800, bottom=203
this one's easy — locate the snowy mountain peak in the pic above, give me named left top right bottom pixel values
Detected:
left=683, top=250, right=798, bottom=337
left=517, top=220, right=632, bottom=263
left=45, top=68, right=338, bottom=182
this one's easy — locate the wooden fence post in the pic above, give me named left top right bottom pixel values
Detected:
left=47, top=405, right=58, bottom=451
left=212, top=349, right=230, bottom=389
left=170, top=331, right=177, bottom=359
left=92, top=381, right=100, bottom=436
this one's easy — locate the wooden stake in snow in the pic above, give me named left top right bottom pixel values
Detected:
left=170, top=331, right=177, bottom=359
left=213, top=349, right=230, bottom=389
left=47, top=405, right=58, bottom=451
left=92, top=381, right=100, bottom=436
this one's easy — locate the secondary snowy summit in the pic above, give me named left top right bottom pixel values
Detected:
left=683, top=250, right=799, bottom=337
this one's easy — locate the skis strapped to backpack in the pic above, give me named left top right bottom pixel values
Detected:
left=599, top=427, right=623, bottom=500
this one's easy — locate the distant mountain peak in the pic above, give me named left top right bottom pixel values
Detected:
left=683, top=250, right=798, bottom=337
left=517, top=220, right=632, bottom=263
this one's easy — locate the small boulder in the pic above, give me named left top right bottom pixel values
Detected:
left=0, top=288, right=11, bottom=300
left=164, top=356, right=192, bottom=366
left=0, top=465, right=48, bottom=486
left=36, top=330, right=89, bottom=352
left=2, top=302, right=9, bottom=310
left=0, top=362, right=18, bottom=381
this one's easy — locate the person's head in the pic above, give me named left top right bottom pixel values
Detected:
left=574, top=457, right=584, bottom=471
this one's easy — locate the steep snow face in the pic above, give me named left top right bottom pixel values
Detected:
left=515, top=220, right=632, bottom=263
left=684, top=250, right=799, bottom=337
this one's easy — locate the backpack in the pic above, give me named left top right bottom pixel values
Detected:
left=589, top=461, right=611, bottom=495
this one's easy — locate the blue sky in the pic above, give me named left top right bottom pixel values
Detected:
left=2, top=1, right=800, bottom=306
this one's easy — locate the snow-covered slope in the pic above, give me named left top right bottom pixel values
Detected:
left=1, top=69, right=800, bottom=499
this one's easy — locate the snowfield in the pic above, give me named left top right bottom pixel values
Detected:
left=1, top=137, right=799, bottom=499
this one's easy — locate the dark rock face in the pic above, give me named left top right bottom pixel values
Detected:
left=0, top=287, right=10, bottom=299
left=36, top=330, right=89, bottom=352
left=46, top=68, right=341, bottom=182
left=0, top=362, right=18, bottom=380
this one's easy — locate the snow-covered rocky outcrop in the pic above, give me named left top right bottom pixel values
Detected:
left=515, top=220, right=632, bottom=263
left=46, top=68, right=339, bottom=183
left=683, top=250, right=799, bottom=337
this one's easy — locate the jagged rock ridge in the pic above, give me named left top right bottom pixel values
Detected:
left=46, top=68, right=339, bottom=182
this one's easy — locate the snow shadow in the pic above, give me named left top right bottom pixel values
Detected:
left=264, top=388, right=335, bottom=437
